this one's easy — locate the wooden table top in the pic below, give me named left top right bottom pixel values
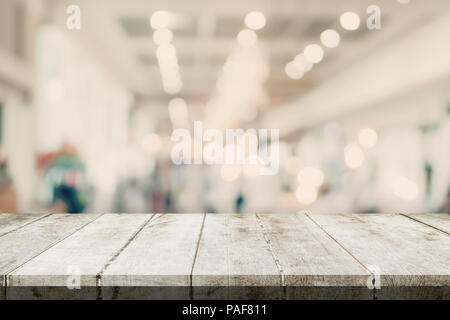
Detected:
left=0, top=213, right=449, bottom=300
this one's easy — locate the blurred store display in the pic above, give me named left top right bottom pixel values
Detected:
left=0, top=0, right=449, bottom=214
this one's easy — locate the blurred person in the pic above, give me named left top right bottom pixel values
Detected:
left=0, top=148, right=18, bottom=213
left=113, top=177, right=150, bottom=213
left=37, top=145, right=90, bottom=213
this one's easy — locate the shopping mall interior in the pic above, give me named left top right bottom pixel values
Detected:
left=0, top=0, right=449, bottom=214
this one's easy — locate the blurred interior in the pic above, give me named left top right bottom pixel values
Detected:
left=0, top=0, right=449, bottom=214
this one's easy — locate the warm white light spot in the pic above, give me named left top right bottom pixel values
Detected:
left=294, top=53, right=313, bottom=72
left=150, top=11, right=170, bottom=29
left=390, top=176, right=419, bottom=200
left=156, top=43, right=176, bottom=60
left=297, top=167, right=324, bottom=188
left=285, top=61, right=304, bottom=80
left=237, top=29, right=258, bottom=47
left=163, top=81, right=182, bottom=94
left=220, top=164, right=242, bottom=182
left=397, top=0, right=410, bottom=4
left=304, top=44, right=324, bottom=64
left=340, top=11, right=360, bottom=31
left=320, top=29, right=341, bottom=48
left=141, top=133, right=162, bottom=153
left=245, top=11, right=266, bottom=30
left=344, top=143, right=365, bottom=169
left=243, top=156, right=263, bottom=177
left=358, top=127, right=378, bottom=149
left=284, top=156, right=301, bottom=175
left=168, top=98, right=188, bottom=127
left=296, top=185, right=318, bottom=205
left=153, top=28, right=173, bottom=46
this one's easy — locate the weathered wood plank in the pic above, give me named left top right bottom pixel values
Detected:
left=101, top=214, right=204, bottom=298
left=405, top=213, right=450, bottom=234
left=0, top=214, right=101, bottom=288
left=308, top=213, right=450, bottom=299
left=192, top=214, right=281, bottom=299
left=2, top=213, right=449, bottom=300
left=7, top=214, right=152, bottom=289
left=259, top=213, right=372, bottom=299
left=0, top=213, right=49, bottom=237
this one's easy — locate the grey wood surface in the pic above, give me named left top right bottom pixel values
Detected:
left=405, top=213, right=450, bottom=234
left=259, top=214, right=370, bottom=286
left=101, top=214, right=204, bottom=287
left=0, top=213, right=449, bottom=300
left=191, top=214, right=281, bottom=299
left=0, top=213, right=101, bottom=287
left=0, top=213, right=49, bottom=237
left=308, top=214, right=450, bottom=287
left=8, top=214, right=152, bottom=287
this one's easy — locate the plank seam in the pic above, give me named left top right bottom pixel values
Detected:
left=255, top=213, right=286, bottom=299
left=5, top=213, right=105, bottom=287
left=95, top=214, right=156, bottom=292
left=400, top=214, right=449, bottom=236
left=189, top=213, right=206, bottom=300
left=304, top=213, right=376, bottom=300
left=0, top=213, right=53, bottom=238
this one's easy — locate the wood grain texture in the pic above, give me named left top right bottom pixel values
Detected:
left=7, top=214, right=152, bottom=288
left=308, top=214, right=450, bottom=288
left=101, top=214, right=205, bottom=288
left=259, top=214, right=373, bottom=299
left=1, top=213, right=449, bottom=300
left=0, top=214, right=101, bottom=287
left=405, top=213, right=450, bottom=234
left=192, top=214, right=281, bottom=299
left=0, top=213, right=49, bottom=237
left=260, top=213, right=370, bottom=285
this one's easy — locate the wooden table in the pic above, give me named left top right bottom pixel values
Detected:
left=0, top=213, right=449, bottom=300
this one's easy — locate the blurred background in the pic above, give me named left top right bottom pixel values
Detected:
left=0, top=0, right=449, bottom=214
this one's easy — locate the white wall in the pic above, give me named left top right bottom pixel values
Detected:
left=34, top=26, right=133, bottom=211
left=2, top=98, right=35, bottom=212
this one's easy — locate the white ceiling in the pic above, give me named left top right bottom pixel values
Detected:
left=45, top=0, right=450, bottom=114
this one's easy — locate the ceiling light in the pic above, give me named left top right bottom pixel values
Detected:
left=245, top=11, right=266, bottom=30
left=285, top=61, right=304, bottom=80
left=150, top=10, right=170, bottom=29
left=304, top=44, right=324, bottom=64
left=344, top=143, right=365, bottom=169
left=220, top=164, right=241, bottom=182
left=296, top=185, right=318, bottom=205
left=164, top=81, right=182, bottom=95
left=243, top=156, right=263, bottom=177
left=153, top=28, right=173, bottom=46
left=297, top=167, right=324, bottom=188
left=168, top=98, right=188, bottom=127
left=340, top=11, right=360, bottom=31
left=237, top=29, right=258, bottom=47
left=284, top=156, right=301, bottom=175
left=156, top=43, right=176, bottom=60
left=358, top=127, right=378, bottom=149
left=320, top=29, right=341, bottom=48
left=390, top=176, right=418, bottom=200
left=294, top=54, right=313, bottom=72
